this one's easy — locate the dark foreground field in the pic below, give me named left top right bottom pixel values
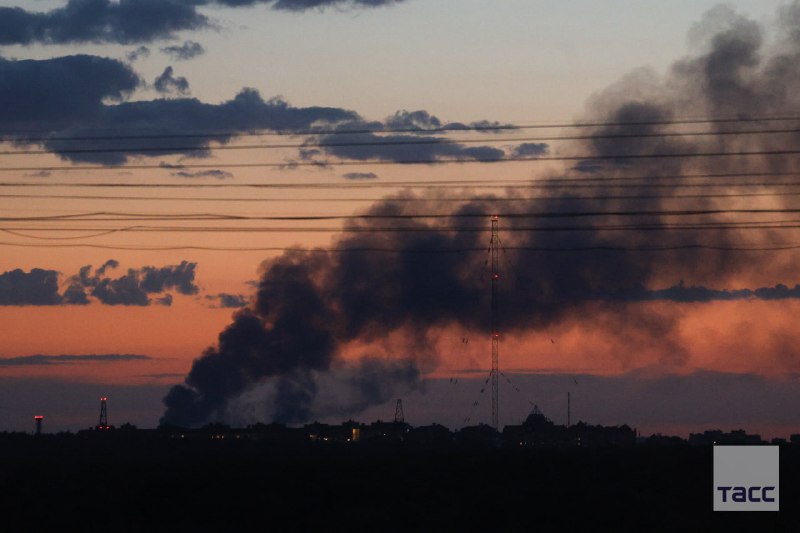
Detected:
left=1, top=436, right=797, bottom=532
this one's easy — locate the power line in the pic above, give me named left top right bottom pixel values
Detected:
left=4, top=148, right=800, bottom=172
left=5, top=113, right=800, bottom=143
left=1, top=241, right=800, bottom=252
left=2, top=171, right=800, bottom=189
left=4, top=208, right=800, bottom=222
left=5, top=221, right=800, bottom=236
left=4, top=190, right=800, bottom=203
left=6, top=127, right=800, bottom=157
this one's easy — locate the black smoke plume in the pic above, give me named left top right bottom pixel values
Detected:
left=164, top=5, right=800, bottom=426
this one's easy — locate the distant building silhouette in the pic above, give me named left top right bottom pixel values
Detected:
left=688, top=429, right=763, bottom=446
left=503, top=406, right=636, bottom=448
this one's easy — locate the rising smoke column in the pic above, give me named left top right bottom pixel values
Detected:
left=163, top=5, right=800, bottom=427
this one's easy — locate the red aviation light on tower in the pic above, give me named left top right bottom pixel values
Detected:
left=34, top=415, right=44, bottom=420
left=98, top=396, right=108, bottom=430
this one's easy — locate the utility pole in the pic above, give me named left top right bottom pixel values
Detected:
left=491, top=215, right=500, bottom=430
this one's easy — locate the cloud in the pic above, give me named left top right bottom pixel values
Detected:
left=206, top=293, right=249, bottom=308
left=268, top=0, right=406, bottom=11
left=0, top=0, right=208, bottom=45
left=173, top=169, right=234, bottom=179
left=315, top=131, right=506, bottom=163
left=141, top=373, right=186, bottom=379
left=511, top=142, right=548, bottom=158
left=0, top=0, right=409, bottom=46
left=0, top=269, right=62, bottom=306
left=1, top=55, right=361, bottom=164
left=160, top=40, right=205, bottom=61
left=2, top=56, right=508, bottom=166
left=127, top=45, right=150, bottom=62
left=156, top=294, right=174, bottom=306
left=23, top=170, right=52, bottom=178
left=65, top=260, right=199, bottom=306
left=310, top=110, right=513, bottom=164
left=596, top=282, right=800, bottom=303
left=342, top=172, right=378, bottom=180
left=0, top=260, right=199, bottom=306
left=0, top=354, right=151, bottom=367
left=0, top=55, right=139, bottom=134
left=383, top=109, right=443, bottom=131
left=142, top=262, right=199, bottom=295
left=153, top=66, right=190, bottom=95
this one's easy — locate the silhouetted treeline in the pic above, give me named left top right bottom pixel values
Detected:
left=5, top=408, right=796, bottom=450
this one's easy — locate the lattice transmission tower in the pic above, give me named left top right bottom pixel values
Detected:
left=490, top=215, right=500, bottom=430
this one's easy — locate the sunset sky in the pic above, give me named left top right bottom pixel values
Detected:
left=3, top=0, right=800, bottom=438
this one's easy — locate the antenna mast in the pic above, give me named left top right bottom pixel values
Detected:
left=491, top=215, right=500, bottom=430
left=394, top=399, right=404, bottom=424
left=98, top=396, right=108, bottom=430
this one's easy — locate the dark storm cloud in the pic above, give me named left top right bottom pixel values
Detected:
left=153, top=66, right=190, bottom=95
left=64, top=260, right=198, bottom=306
left=0, top=269, right=61, bottom=306
left=164, top=5, right=800, bottom=427
left=0, top=354, right=151, bottom=366
left=0, top=0, right=207, bottom=45
left=0, top=0, right=408, bottom=46
left=160, top=40, right=205, bottom=61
